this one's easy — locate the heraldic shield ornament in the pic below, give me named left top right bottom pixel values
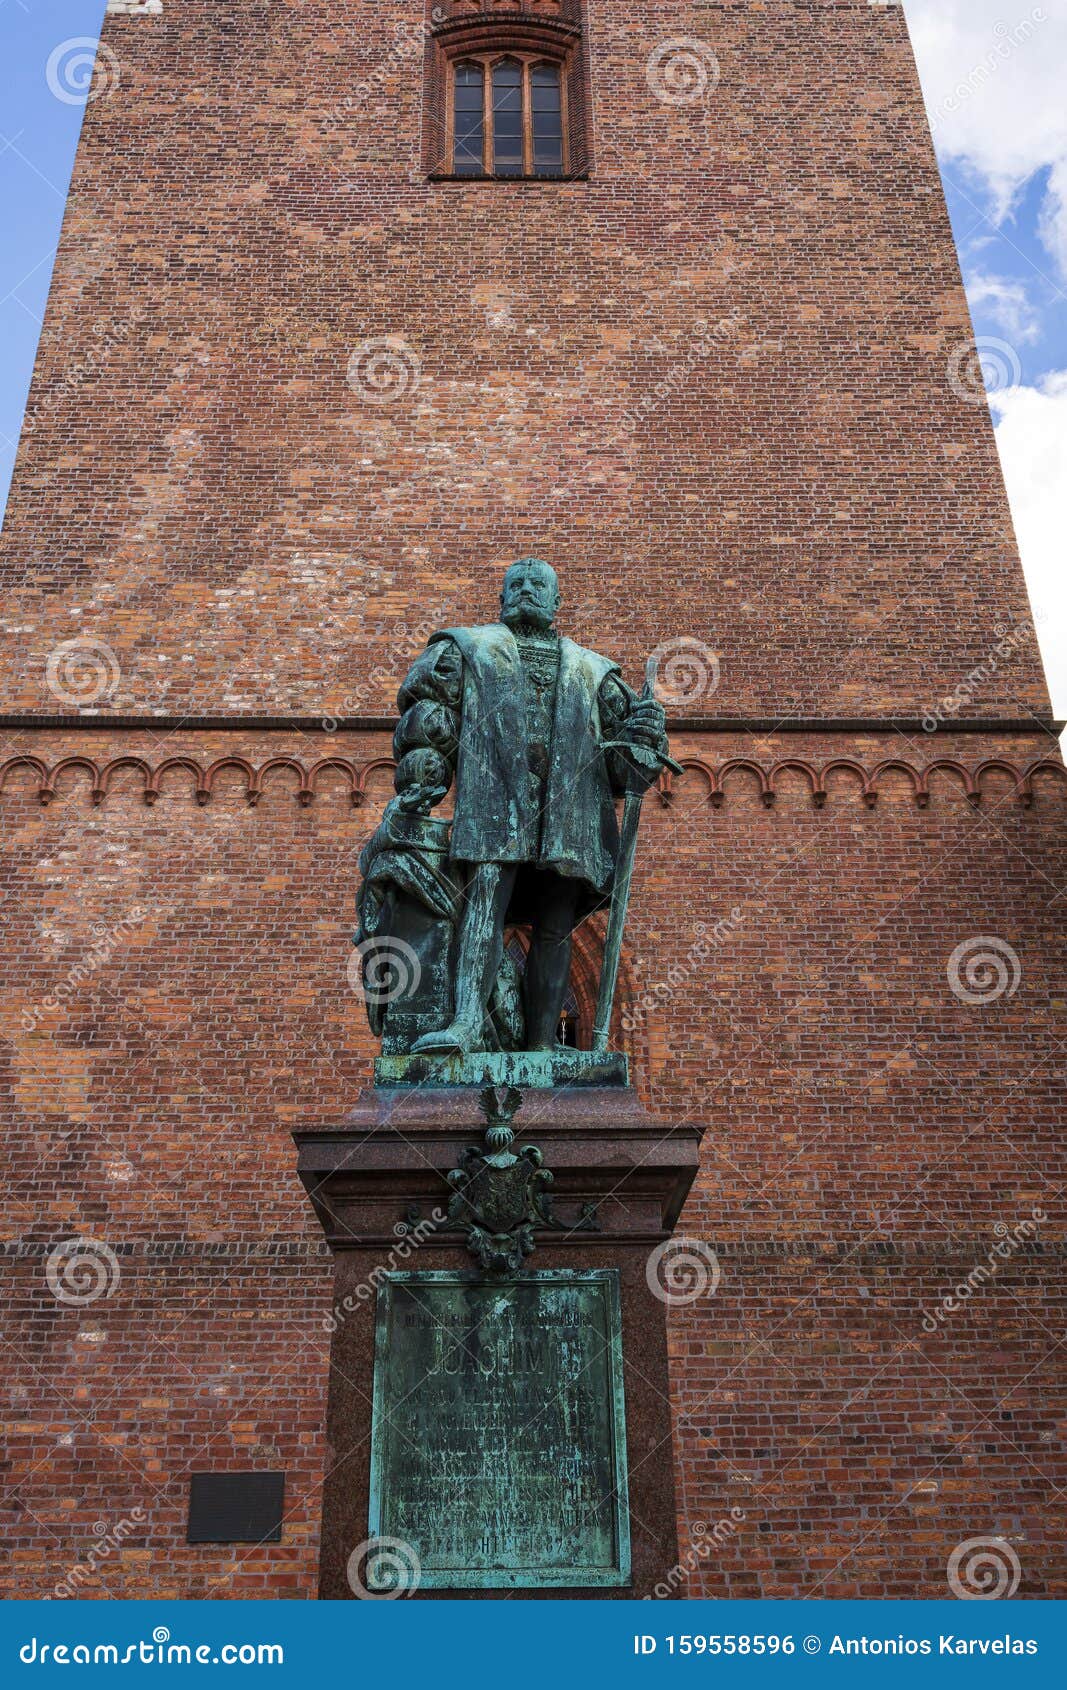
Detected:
left=445, top=1085, right=556, bottom=1272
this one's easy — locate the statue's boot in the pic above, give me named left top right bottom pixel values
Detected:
left=412, top=863, right=512, bottom=1054
left=412, top=1018, right=482, bottom=1054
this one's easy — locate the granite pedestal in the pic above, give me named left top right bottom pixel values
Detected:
left=294, top=1079, right=703, bottom=1599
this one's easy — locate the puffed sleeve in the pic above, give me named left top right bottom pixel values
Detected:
left=397, top=639, right=462, bottom=711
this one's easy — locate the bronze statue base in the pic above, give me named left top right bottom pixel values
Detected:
left=373, top=1048, right=629, bottom=1089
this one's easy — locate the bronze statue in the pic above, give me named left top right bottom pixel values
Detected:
left=355, top=558, right=676, bottom=1057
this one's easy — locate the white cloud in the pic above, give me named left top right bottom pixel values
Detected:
left=964, top=273, right=1042, bottom=343
left=904, top=1, right=1067, bottom=272
left=991, top=372, right=1067, bottom=719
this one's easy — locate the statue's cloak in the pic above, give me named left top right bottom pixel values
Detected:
left=429, top=623, right=621, bottom=898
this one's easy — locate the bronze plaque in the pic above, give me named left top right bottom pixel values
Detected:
left=367, top=1270, right=630, bottom=1589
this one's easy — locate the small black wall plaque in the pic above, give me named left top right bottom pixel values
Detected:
left=186, top=1472, right=285, bottom=1544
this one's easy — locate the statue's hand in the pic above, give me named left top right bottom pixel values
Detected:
left=621, top=696, right=667, bottom=749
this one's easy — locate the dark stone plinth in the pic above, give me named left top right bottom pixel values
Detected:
left=294, top=1084, right=699, bottom=1250
left=293, top=1084, right=704, bottom=1599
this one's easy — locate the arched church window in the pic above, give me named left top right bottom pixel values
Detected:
left=426, top=4, right=588, bottom=180
left=448, top=54, right=568, bottom=178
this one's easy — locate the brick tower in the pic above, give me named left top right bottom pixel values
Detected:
left=2, top=0, right=1063, bottom=1599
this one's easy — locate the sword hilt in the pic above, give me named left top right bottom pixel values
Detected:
left=623, top=654, right=684, bottom=776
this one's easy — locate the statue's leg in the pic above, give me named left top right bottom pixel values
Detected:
left=524, top=876, right=580, bottom=1050
left=412, top=863, right=515, bottom=1053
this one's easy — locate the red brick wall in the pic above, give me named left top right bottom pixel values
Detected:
left=0, top=0, right=1063, bottom=1601
left=0, top=0, right=1052, bottom=717
left=1, top=735, right=1064, bottom=1595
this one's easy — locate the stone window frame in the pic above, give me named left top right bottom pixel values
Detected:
left=425, top=11, right=589, bottom=181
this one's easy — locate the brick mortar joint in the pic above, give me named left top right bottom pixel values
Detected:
left=4, top=1238, right=332, bottom=1260
left=5, top=1237, right=1063, bottom=1262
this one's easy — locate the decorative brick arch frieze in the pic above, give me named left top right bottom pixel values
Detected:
left=434, top=0, right=580, bottom=28
left=1, top=752, right=1065, bottom=812
left=658, top=755, right=1067, bottom=812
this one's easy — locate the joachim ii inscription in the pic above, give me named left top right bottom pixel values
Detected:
left=367, top=1270, right=631, bottom=1589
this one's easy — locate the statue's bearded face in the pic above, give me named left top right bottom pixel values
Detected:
left=500, top=558, right=560, bottom=633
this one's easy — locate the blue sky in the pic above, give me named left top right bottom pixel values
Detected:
left=945, top=164, right=1067, bottom=383
left=0, top=0, right=1063, bottom=715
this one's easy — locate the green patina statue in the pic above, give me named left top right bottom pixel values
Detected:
left=356, top=558, right=676, bottom=1059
